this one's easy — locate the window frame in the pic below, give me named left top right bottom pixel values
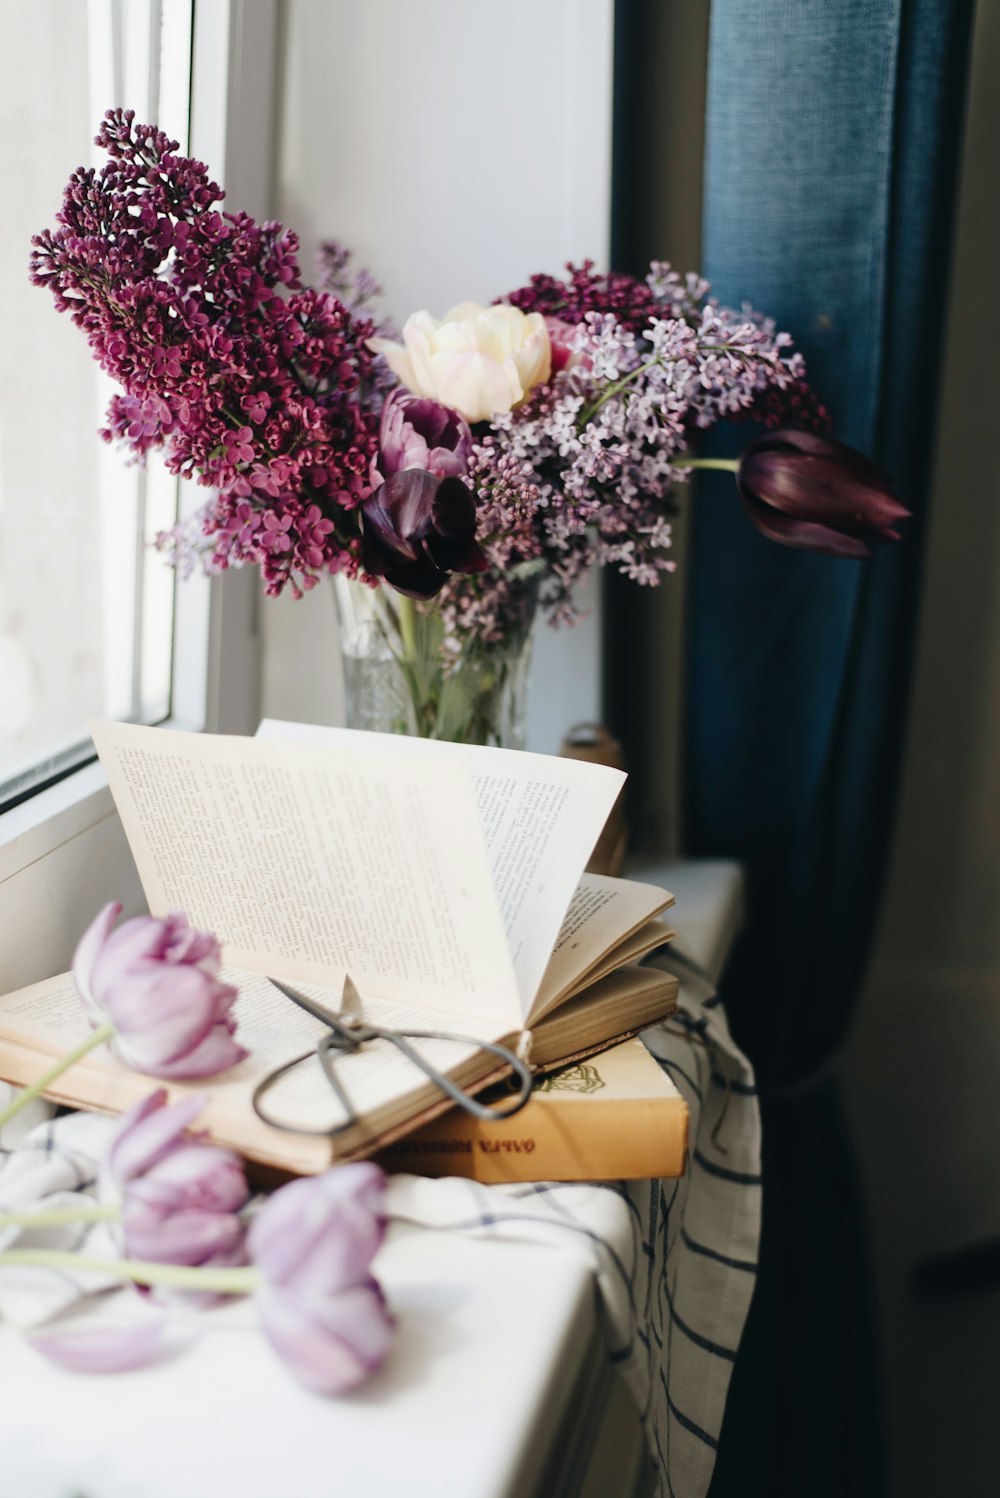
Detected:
left=0, top=0, right=277, bottom=987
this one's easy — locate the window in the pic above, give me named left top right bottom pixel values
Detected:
left=0, top=0, right=193, bottom=807
left=0, top=2, right=273, bottom=989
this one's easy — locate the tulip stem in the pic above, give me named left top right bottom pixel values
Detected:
left=0, top=1022, right=115, bottom=1132
left=0, top=1248, right=261, bottom=1295
left=396, top=593, right=419, bottom=665
left=0, top=1205, right=119, bottom=1230
left=680, top=458, right=740, bottom=473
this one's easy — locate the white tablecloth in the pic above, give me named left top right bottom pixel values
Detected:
left=0, top=952, right=759, bottom=1498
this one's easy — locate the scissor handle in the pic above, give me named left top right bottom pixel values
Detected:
left=387, top=1028, right=534, bottom=1121
left=251, top=1044, right=360, bottom=1137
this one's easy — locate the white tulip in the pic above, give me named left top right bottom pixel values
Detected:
left=369, top=302, right=552, bottom=424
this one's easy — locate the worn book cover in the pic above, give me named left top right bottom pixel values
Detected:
left=379, top=1036, right=689, bottom=1183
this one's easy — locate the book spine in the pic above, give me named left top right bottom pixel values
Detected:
left=377, top=1098, right=689, bottom=1184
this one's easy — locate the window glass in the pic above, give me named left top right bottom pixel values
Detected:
left=0, top=0, right=192, bottom=802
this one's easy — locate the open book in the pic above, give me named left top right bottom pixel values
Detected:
left=0, top=720, right=677, bottom=1174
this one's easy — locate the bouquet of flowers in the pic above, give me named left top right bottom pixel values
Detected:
left=32, top=110, right=905, bottom=744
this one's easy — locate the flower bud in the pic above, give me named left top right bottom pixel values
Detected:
left=248, top=1164, right=392, bottom=1394
left=73, top=904, right=247, bottom=1079
left=256, top=1278, right=393, bottom=1396
left=248, top=1164, right=385, bottom=1295
left=104, top=1090, right=249, bottom=1270
left=736, top=430, right=908, bottom=557
left=373, top=389, right=472, bottom=485
left=361, top=470, right=487, bottom=599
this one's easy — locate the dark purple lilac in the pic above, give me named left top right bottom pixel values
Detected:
left=30, top=109, right=379, bottom=598
left=503, top=259, right=659, bottom=333
left=736, top=430, right=909, bottom=557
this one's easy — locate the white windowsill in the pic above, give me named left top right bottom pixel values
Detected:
left=0, top=762, right=113, bottom=881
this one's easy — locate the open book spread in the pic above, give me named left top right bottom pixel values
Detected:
left=0, top=720, right=678, bottom=1174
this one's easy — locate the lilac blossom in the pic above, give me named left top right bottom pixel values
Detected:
left=31, top=111, right=380, bottom=599
left=438, top=261, right=838, bottom=631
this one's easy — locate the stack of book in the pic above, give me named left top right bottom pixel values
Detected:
left=380, top=1035, right=688, bottom=1182
left=0, top=720, right=686, bottom=1181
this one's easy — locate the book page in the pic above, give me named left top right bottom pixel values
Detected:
left=90, top=721, right=522, bottom=1031
left=529, top=875, right=674, bottom=1022
left=256, top=720, right=627, bottom=1017
left=219, top=970, right=504, bottom=1134
left=0, top=969, right=510, bottom=1160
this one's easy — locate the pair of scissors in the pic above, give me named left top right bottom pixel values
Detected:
left=252, top=974, right=534, bottom=1137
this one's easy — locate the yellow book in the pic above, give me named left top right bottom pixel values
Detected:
left=378, top=1037, right=689, bottom=1183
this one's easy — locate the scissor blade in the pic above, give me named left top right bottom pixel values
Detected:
left=341, top=973, right=364, bottom=1020
left=266, top=976, right=345, bottom=1029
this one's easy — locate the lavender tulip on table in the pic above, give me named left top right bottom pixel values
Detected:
left=249, top=1165, right=393, bottom=1396
left=0, top=903, right=248, bottom=1136
left=0, top=898, right=395, bottom=1396
left=0, top=1093, right=394, bottom=1393
left=73, top=903, right=248, bottom=1079
left=104, top=1090, right=249, bottom=1279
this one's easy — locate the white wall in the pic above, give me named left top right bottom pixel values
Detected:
left=264, top=0, right=614, bottom=753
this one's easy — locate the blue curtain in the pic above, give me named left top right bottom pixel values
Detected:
left=687, top=2, right=974, bottom=1493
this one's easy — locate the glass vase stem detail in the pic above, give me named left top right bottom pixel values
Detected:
left=332, top=576, right=535, bottom=748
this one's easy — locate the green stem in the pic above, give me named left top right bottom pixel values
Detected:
left=0, top=1248, right=261, bottom=1295
left=0, top=1205, right=118, bottom=1231
left=578, top=355, right=660, bottom=427
left=395, top=593, right=419, bottom=665
left=680, top=458, right=740, bottom=473
left=578, top=337, right=776, bottom=432
left=0, top=1021, right=115, bottom=1132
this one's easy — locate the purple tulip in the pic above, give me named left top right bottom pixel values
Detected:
left=255, top=1277, right=393, bottom=1396
left=736, top=430, right=909, bottom=558
left=28, top=1320, right=171, bottom=1374
left=73, top=903, right=247, bottom=1078
left=373, top=389, right=472, bottom=484
left=248, top=1164, right=393, bottom=1394
left=104, top=1090, right=249, bottom=1270
left=248, top=1164, right=386, bottom=1295
left=361, top=469, right=488, bottom=599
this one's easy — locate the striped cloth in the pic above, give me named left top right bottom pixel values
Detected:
left=388, top=950, right=762, bottom=1497
left=0, top=952, right=760, bottom=1498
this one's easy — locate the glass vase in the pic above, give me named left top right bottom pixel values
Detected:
left=332, top=575, right=536, bottom=749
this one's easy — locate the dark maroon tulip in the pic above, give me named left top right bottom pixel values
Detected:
left=736, top=430, right=909, bottom=558
left=360, top=468, right=488, bottom=599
